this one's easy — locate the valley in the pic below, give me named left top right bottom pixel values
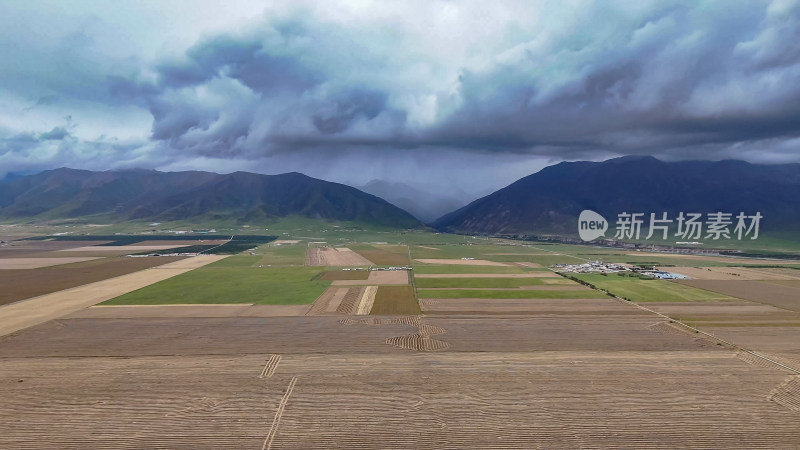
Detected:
left=1, top=225, right=799, bottom=448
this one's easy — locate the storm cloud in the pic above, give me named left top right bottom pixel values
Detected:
left=2, top=0, right=800, bottom=192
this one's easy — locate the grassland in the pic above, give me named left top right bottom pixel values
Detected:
left=104, top=257, right=329, bottom=305
left=571, top=274, right=737, bottom=302
left=254, top=243, right=307, bottom=266
left=369, top=285, right=421, bottom=315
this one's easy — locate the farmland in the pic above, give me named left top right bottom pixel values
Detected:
left=1, top=229, right=800, bottom=447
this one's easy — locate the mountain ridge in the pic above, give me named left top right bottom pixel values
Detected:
left=432, top=157, right=800, bottom=237
left=0, top=168, right=423, bottom=228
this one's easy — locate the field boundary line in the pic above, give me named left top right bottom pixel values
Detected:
left=526, top=243, right=800, bottom=375
left=262, top=376, right=297, bottom=450
left=197, top=234, right=234, bottom=254
left=602, top=288, right=800, bottom=375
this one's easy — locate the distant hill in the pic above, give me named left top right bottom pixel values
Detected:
left=358, top=180, right=467, bottom=223
left=0, top=168, right=423, bottom=228
left=432, top=156, right=800, bottom=237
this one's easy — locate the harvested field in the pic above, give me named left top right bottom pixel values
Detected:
left=644, top=301, right=800, bottom=323
left=0, top=257, right=104, bottom=269
left=665, top=266, right=800, bottom=280
left=306, top=286, right=376, bottom=315
left=65, top=304, right=311, bottom=319
left=305, top=247, right=373, bottom=266
left=415, top=258, right=510, bottom=266
left=417, top=289, right=607, bottom=299
left=414, top=272, right=558, bottom=278
left=415, top=277, right=555, bottom=288
left=2, top=310, right=800, bottom=447
left=0, top=256, right=187, bottom=306
left=318, top=270, right=370, bottom=281
left=0, top=255, right=226, bottom=337
left=370, top=285, right=421, bottom=315
left=332, top=270, right=408, bottom=285
left=351, top=247, right=410, bottom=265
left=676, top=279, right=800, bottom=312
left=420, top=297, right=641, bottom=315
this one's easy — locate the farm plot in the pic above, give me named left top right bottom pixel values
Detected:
left=369, top=285, right=421, bottom=315
left=415, top=258, right=511, bottom=266
left=676, top=279, right=800, bottom=312
left=665, top=266, right=800, bottom=280
left=103, top=264, right=329, bottom=306
left=332, top=270, right=408, bottom=286
left=572, top=274, right=738, bottom=303
left=419, top=297, right=640, bottom=315
left=59, top=245, right=191, bottom=252
left=3, top=312, right=799, bottom=448
left=319, top=270, right=370, bottom=281
left=416, top=289, right=608, bottom=299
left=0, top=257, right=104, bottom=269
left=0, top=255, right=225, bottom=337
left=306, top=247, right=373, bottom=266
left=0, top=256, right=187, bottom=306
left=350, top=245, right=410, bottom=265
left=306, top=286, right=378, bottom=315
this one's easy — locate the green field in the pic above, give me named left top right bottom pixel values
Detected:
left=416, top=289, right=608, bottom=299
left=570, top=274, right=737, bottom=302
left=255, top=243, right=307, bottom=266
left=104, top=259, right=329, bottom=305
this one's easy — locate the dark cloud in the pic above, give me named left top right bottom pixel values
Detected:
left=2, top=1, right=800, bottom=190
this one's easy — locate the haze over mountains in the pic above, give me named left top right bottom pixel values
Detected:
left=432, top=156, right=800, bottom=237
left=2, top=157, right=800, bottom=239
left=358, top=180, right=477, bottom=223
left=0, top=168, right=421, bottom=228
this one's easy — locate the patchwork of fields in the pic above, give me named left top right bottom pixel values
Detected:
left=1, top=232, right=799, bottom=447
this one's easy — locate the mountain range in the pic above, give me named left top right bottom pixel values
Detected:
left=3, top=157, right=800, bottom=239
left=0, top=168, right=422, bottom=228
left=432, top=156, right=800, bottom=236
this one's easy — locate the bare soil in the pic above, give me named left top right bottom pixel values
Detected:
left=665, top=266, right=800, bottom=280
left=332, top=270, right=408, bottom=285
left=0, top=257, right=104, bottom=269
left=414, top=273, right=558, bottom=278
left=0, top=256, right=187, bottom=306
left=306, top=247, right=373, bottom=266
left=676, top=279, right=800, bottom=312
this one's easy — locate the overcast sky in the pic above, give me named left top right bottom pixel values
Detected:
left=1, top=0, right=799, bottom=197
